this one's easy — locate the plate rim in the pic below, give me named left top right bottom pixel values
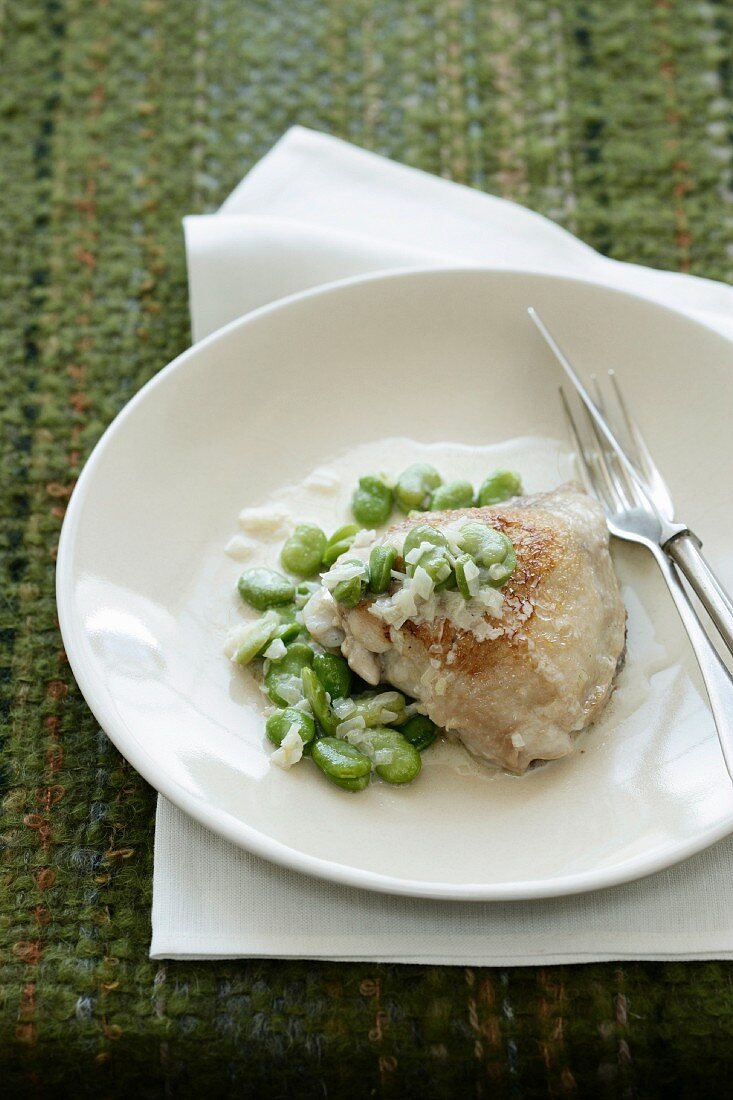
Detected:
left=56, top=264, right=733, bottom=901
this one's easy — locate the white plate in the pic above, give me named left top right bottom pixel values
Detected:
left=57, top=269, right=733, bottom=900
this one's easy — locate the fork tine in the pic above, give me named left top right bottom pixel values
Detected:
left=577, top=397, right=630, bottom=511
left=607, top=370, right=675, bottom=518
left=592, top=373, right=648, bottom=510
left=590, top=374, right=607, bottom=417
left=528, top=307, right=660, bottom=518
left=559, top=387, right=598, bottom=498
left=559, top=387, right=621, bottom=513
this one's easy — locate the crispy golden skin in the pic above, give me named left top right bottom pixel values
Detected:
left=338, top=484, right=626, bottom=773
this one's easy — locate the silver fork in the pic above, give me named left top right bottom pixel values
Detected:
left=528, top=308, right=733, bottom=782
left=595, top=368, right=733, bottom=658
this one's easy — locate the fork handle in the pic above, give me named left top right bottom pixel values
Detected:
left=651, top=544, right=733, bottom=783
left=665, top=532, right=733, bottom=661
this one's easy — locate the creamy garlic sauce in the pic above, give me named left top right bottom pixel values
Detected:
left=225, top=435, right=664, bottom=783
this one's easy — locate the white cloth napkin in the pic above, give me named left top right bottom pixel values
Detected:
left=151, top=126, right=733, bottom=962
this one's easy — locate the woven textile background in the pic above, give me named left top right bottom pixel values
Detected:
left=2, top=0, right=733, bottom=1094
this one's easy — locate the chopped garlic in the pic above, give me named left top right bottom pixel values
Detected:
left=223, top=611, right=279, bottom=659
left=411, top=565, right=435, bottom=599
left=302, top=467, right=341, bottom=493
left=321, top=560, right=368, bottom=590
left=404, top=541, right=439, bottom=566
left=351, top=528, right=377, bottom=548
left=462, top=558, right=481, bottom=597
left=375, top=691, right=403, bottom=707
left=379, top=710, right=400, bottom=724
left=271, top=725, right=304, bottom=769
left=224, top=534, right=256, bottom=560
left=238, top=505, right=290, bottom=537
left=332, top=697, right=357, bottom=720
left=336, top=714, right=367, bottom=737
left=475, top=586, right=504, bottom=617
left=262, top=637, right=287, bottom=661
left=273, top=674, right=305, bottom=706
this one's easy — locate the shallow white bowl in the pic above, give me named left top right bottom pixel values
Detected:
left=57, top=268, right=733, bottom=900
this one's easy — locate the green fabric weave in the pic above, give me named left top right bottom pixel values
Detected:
left=2, top=0, right=733, bottom=1093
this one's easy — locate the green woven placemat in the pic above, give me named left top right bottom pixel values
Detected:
left=2, top=0, right=733, bottom=1093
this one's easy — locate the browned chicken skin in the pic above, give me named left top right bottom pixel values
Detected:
left=311, top=484, right=626, bottom=773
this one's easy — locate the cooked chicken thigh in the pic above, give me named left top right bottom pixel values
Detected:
left=307, top=484, right=625, bottom=773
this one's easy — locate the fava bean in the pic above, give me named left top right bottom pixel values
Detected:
left=265, top=707, right=316, bottom=749
left=265, top=642, right=314, bottom=706
left=402, top=524, right=452, bottom=585
left=343, top=691, right=407, bottom=727
left=485, top=542, right=517, bottom=587
left=400, top=714, right=439, bottom=751
left=311, top=737, right=371, bottom=790
left=457, top=521, right=512, bottom=567
left=313, top=652, right=352, bottom=699
left=429, top=480, right=474, bottom=511
left=402, top=523, right=449, bottom=559
left=370, top=727, right=422, bottom=784
left=238, top=568, right=295, bottom=611
left=272, top=606, right=305, bottom=644
left=477, top=469, right=522, bottom=506
left=231, top=617, right=279, bottom=665
left=280, top=523, right=328, bottom=577
left=454, top=553, right=478, bottom=599
left=322, top=523, right=360, bottom=567
left=275, top=621, right=302, bottom=645
left=394, top=463, right=442, bottom=513
left=368, top=545, right=397, bottom=594
left=435, top=566, right=457, bottom=592
left=351, top=476, right=393, bottom=527
left=301, top=666, right=339, bottom=735
left=332, top=559, right=368, bottom=607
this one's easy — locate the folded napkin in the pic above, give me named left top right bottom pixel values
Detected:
left=151, top=127, right=733, bottom=961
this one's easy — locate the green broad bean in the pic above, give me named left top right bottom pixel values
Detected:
left=280, top=524, right=328, bottom=577
left=237, top=568, right=295, bottom=611
left=313, top=652, right=352, bottom=699
left=402, top=524, right=452, bottom=584
left=457, top=521, right=512, bottom=567
left=351, top=476, right=393, bottom=527
left=265, top=642, right=314, bottom=706
left=400, top=714, right=439, bottom=751
left=332, top=560, right=368, bottom=608
left=329, top=774, right=371, bottom=792
left=368, top=545, right=397, bottom=594
left=273, top=606, right=306, bottom=642
left=322, top=523, right=361, bottom=567
left=265, top=707, right=316, bottom=749
left=301, top=666, right=339, bottom=735
left=454, top=554, right=478, bottom=599
left=429, top=480, right=474, bottom=511
left=370, top=727, right=422, bottom=784
left=311, top=738, right=372, bottom=791
left=402, top=524, right=448, bottom=559
left=477, top=469, right=522, bottom=506
left=274, top=621, right=302, bottom=645
left=394, top=463, right=442, bottom=513
left=416, top=549, right=452, bottom=586
left=434, top=566, right=458, bottom=592
left=485, top=541, right=517, bottom=587
left=349, top=691, right=407, bottom=727
left=231, top=617, right=279, bottom=665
